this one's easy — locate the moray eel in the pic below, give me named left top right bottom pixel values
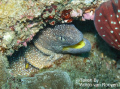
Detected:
left=10, top=24, right=91, bottom=76
left=34, top=24, right=91, bottom=54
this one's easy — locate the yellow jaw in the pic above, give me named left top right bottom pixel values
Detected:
left=62, top=40, right=85, bottom=51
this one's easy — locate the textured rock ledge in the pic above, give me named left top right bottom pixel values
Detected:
left=0, top=0, right=107, bottom=56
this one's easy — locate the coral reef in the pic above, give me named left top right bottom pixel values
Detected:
left=0, top=0, right=108, bottom=77
left=2, top=27, right=120, bottom=88
left=0, top=0, right=45, bottom=56
left=10, top=24, right=91, bottom=76
left=94, top=0, right=120, bottom=50
left=1, top=0, right=119, bottom=88
left=2, top=18, right=120, bottom=89
left=0, top=0, right=106, bottom=56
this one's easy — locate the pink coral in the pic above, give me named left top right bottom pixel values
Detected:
left=22, top=42, right=27, bottom=47
left=70, top=9, right=83, bottom=17
left=82, top=11, right=94, bottom=20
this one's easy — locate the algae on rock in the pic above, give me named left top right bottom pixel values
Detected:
left=21, top=70, right=73, bottom=89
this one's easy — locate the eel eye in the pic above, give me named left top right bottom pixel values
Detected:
left=58, top=36, right=65, bottom=41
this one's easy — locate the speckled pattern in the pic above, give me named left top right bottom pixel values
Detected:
left=10, top=24, right=91, bottom=76
left=25, top=44, right=64, bottom=69
left=0, top=0, right=107, bottom=56
left=10, top=55, right=39, bottom=77
left=1, top=0, right=119, bottom=88
left=34, top=24, right=91, bottom=53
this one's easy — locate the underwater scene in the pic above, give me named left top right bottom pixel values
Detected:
left=1, top=0, right=120, bottom=89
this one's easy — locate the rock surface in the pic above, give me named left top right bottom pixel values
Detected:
left=21, top=70, right=73, bottom=89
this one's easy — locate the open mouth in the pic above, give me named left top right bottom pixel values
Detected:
left=62, top=40, right=85, bottom=51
